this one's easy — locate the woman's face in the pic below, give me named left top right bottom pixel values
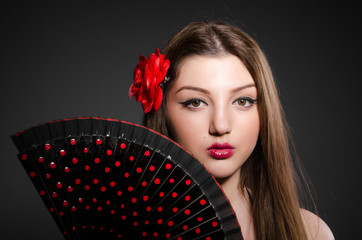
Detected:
left=166, top=55, right=260, bottom=180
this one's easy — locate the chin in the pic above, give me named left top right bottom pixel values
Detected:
left=202, top=161, right=241, bottom=180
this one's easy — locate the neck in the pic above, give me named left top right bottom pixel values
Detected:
left=216, top=169, right=254, bottom=239
left=216, top=169, right=244, bottom=203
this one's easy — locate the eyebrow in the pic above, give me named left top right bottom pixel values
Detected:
left=175, top=83, right=256, bottom=94
left=231, top=83, right=256, bottom=93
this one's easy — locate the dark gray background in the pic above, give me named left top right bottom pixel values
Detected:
left=1, top=1, right=360, bottom=239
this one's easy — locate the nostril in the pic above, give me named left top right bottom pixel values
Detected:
left=209, top=123, right=231, bottom=136
left=208, top=107, right=232, bottom=136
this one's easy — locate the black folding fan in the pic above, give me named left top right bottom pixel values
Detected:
left=11, top=117, right=242, bottom=240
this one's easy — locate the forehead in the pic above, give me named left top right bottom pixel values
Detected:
left=174, top=54, right=255, bottom=89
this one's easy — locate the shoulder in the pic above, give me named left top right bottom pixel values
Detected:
left=300, top=209, right=335, bottom=240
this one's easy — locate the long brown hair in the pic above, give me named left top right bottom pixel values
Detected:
left=143, top=21, right=309, bottom=239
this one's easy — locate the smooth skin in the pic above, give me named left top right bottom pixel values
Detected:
left=166, top=55, right=334, bottom=239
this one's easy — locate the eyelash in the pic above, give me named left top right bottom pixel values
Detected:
left=180, top=98, right=207, bottom=108
left=233, top=97, right=257, bottom=108
left=179, top=97, right=257, bottom=109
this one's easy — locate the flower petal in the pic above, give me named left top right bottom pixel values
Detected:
left=129, top=49, right=170, bottom=113
left=153, top=87, right=163, bottom=112
left=142, top=98, right=152, bottom=113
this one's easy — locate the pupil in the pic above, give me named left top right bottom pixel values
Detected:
left=239, top=99, right=245, bottom=105
left=192, top=100, right=200, bottom=107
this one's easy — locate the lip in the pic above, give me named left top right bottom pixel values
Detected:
left=207, top=142, right=235, bottom=159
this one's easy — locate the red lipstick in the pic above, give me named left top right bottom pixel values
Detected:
left=207, top=142, right=235, bottom=159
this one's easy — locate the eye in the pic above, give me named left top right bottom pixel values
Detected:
left=191, top=100, right=202, bottom=107
left=179, top=98, right=206, bottom=109
left=233, top=97, right=256, bottom=108
left=237, top=98, right=247, bottom=106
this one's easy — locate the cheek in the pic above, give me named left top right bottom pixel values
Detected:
left=237, top=111, right=260, bottom=149
left=166, top=109, right=206, bottom=152
left=245, top=112, right=260, bottom=139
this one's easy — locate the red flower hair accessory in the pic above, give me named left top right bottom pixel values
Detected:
left=129, top=48, right=170, bottom=113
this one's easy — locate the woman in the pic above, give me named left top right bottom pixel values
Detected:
left=130, top=21, right=334, bottom=239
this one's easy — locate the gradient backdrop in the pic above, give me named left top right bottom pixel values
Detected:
left=1, top=1, right=360, bottom=239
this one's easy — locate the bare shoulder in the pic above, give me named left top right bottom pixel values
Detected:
left=300, top=209, right=335, bottom=240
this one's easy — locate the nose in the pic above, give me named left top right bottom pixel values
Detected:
left=209, top=105, right=232, bottom=136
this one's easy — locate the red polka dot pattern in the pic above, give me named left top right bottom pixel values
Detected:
left=70, top=139, right=76, bottom=145
left=60, top=150, right=66, bottom=156
left=50, top=162, right=56, bottom=169
left=12, top=118, right=241, bottom=240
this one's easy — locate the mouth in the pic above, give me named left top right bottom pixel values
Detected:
left=206, top=142, right=235, bottom=159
